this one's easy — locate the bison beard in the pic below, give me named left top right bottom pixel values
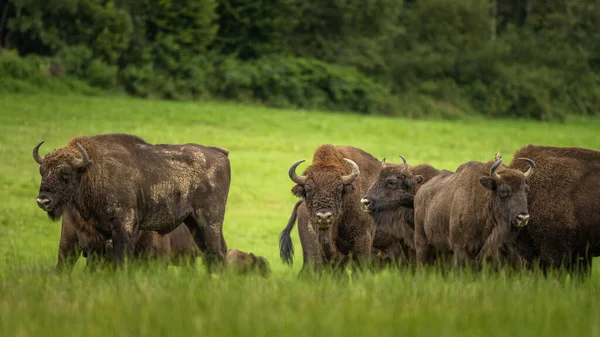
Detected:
left=281, top=144, right=382, bottom=272
left=508, top=144, right=600, bottom=276
left=33, top=133, right=231, bottom=272
left=414, top=157, right=535, bottom=269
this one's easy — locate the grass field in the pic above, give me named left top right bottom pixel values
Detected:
left=2, top=93, right=600, bottom=336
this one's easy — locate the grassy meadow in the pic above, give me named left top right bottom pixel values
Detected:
left=2, top=93, right=600, bottom=336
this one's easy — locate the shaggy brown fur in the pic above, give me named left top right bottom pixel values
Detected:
left=33, top=133, right=230, bottom=271
left=362, top=159, right=447, bottom=267
left=280, top=144, right=382, bottom=271
left=226, top=249, right=271, bottom=277
left=414, top=159, right=534, bottom=269
left=509, top=144, right=600, bottom=275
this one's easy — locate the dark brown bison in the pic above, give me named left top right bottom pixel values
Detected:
left=33, top=133, right=230, bottom=271
left=57, top=208, right=201, bottom=271
left=226, top=249, right=271, bottom=277
left=279, top=144, right=382, bottom=271
left=508, top=144, right=600, bottom=275
left=361, top=156, right=447, bottom=267
left=414, top=157, right=535, bottom=269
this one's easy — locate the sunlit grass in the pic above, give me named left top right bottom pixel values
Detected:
left=1, top=93, right=600, bottom=336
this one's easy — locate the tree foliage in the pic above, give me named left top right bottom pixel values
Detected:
left=0, top=0, right=599, bottom=120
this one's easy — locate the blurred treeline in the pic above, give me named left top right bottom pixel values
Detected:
left=0, top=0, right=599, bottom=121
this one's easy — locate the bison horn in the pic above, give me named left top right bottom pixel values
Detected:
left=490, top=159, right=502, bottom=180
left=341, top=158, right=360, bottom=185
left=74, top=143, right=91, bottom=169
left=288, top=159, right=308, bottom=185
left=518, top=157, right=536, bottom=179
left=399, top=155, right=407, bottom=165
left=381, top=157, right=387, bottom=168
left=33, top=141, right=45, bottom=165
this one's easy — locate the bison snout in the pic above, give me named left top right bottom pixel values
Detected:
left=360, top=197, right=372, bottom=212
left=516, top=213, right=530, bottom=227
left=36, top=195, right=52, bottom=210
left=315, top=211, right=333, bottom=227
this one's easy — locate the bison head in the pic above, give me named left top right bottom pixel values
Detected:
left=361, top=156, right=423, bottom=213
left=33, top=141, right=91, bottom=220
left=288, top=158, right=359, bottom=230
left=479, top=158, right=535, bottom=228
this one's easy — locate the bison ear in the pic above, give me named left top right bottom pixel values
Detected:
left=291, top=185, right=305, bottom=198
left=412, top=175, right=424, bottom=185
left=479, top=177, right=497, bottom=190
left=342, top=184, right=354, bottom=195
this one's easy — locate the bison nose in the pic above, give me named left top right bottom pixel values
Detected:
left=36, top=196, right=52, bottom=210
left=360, top=197, right=370, bottom=206
left=315, top=211, right=332, bottom=222
left=516, top=213, right=530, bottom=227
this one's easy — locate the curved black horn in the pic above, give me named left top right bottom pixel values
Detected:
left=341, top=158, right=360, bottom=185
left=75, top=143, right=91, bottom=168
left=518, top=157, right=536, bottom=179
left=490, top=159, right=502, bottom=180
left=33, top=141, right=45, bottom=165
left=288, top=160, right=307, bottom=185
left=399, top=155, right=407, bottom=165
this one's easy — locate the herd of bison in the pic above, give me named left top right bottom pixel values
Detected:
left=30, top=133, right=600, bottom=278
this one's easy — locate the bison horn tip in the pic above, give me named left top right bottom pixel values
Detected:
left=399, top=155, right=407, bottom=165
left=33, top=140, right=45, bottom=165
left=517, top=157, right=536, bottom=179
left=490, top=158, right=502, bottom=180
left=341, top=158, right=360, bottom=185
left=288, top=159, right=307, bottom=185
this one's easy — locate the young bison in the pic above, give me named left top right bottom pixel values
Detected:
left=361, top=156, right=446, bottom=267
left=57, top=207, right=201, bottom=271
left=226, top=249, right=271, bottom=277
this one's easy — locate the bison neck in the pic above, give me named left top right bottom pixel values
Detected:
left=372, top=207, right=415, bottom=250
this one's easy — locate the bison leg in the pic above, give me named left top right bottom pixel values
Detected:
left=415, top=222, right=435, bottom=266
left=109, top=216, right=136, bottom=267
left=185, top=209, right=227, bottom=273
left=349, top=232, right=374, bottom=270
left=56, top=214, right=82, bottom=273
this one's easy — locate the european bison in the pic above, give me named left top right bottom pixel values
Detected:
left=33, top=133, right=230, bottom=271
left=361, top=156, right=446, bottom=267
left=508, top=144, right=600, bottom=275
left=226, top=249, right=271, bottom=277
left=279, top=144, right=382, bottom=271
left=414, top=157, right=535, bottom=269
left=57, top=207, right=201, bottom=271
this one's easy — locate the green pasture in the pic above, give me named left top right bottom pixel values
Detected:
left=1, top=93, right=600, bottom=337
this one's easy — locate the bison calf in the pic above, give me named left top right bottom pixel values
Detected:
left=57, top=207, right=201, bottom=271
left=33, top=133, right=230, bottom=272
left=226, top=249, right=271, bottom=277
left=414, top=157, right=535, bottom=269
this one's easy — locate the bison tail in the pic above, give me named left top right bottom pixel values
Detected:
left=279, top=200, right=303, bottom=266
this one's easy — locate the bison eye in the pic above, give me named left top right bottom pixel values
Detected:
left=386, top=180, right=398, bottom=190
left=60, top=169, right=72, bottom=181
left=499, top=188, right=511, bottom=198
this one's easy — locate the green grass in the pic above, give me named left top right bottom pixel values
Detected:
left=1, top=93, right=600, bottom=337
